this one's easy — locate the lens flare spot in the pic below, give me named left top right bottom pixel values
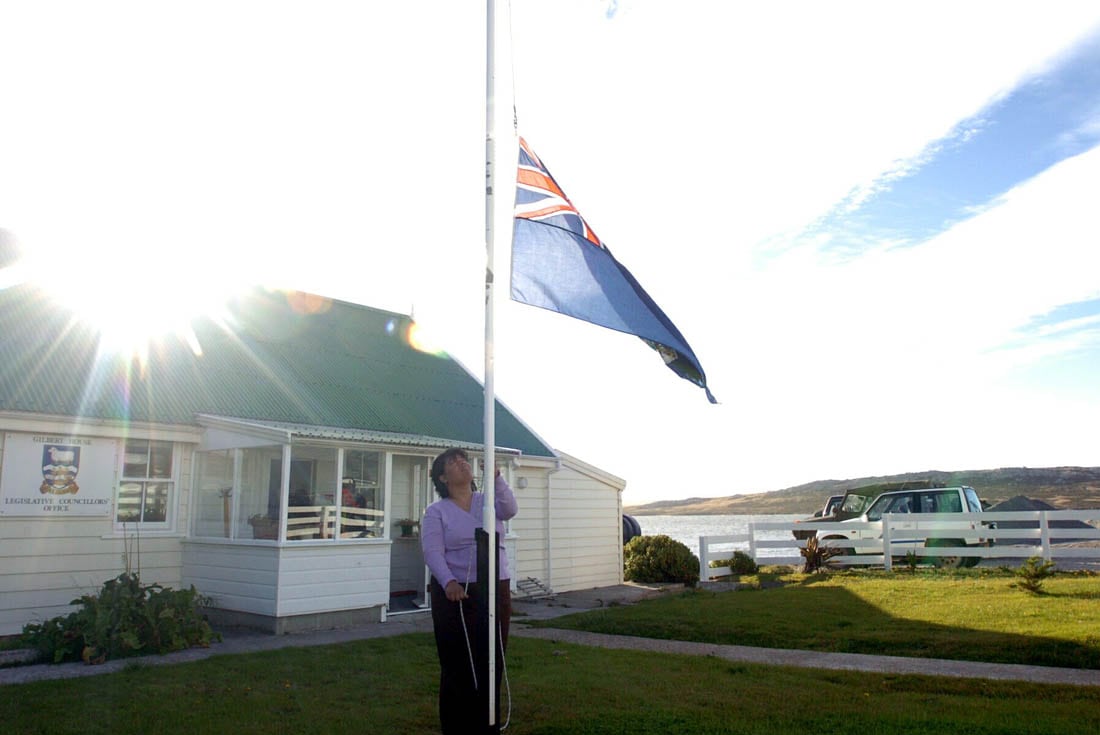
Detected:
left=406, top=321, right=446, bottom=356
left=286, top=291, right=332, bottom=315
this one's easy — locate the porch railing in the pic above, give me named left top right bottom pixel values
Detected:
left=286, top=505, right=386, bottom=540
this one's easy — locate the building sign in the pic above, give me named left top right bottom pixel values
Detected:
left=0, top=433, right=118, bottom=516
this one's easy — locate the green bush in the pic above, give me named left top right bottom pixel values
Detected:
left=709, top=550, right=758, bottom=575
left=624, top=535, right=699, bottom=586
left=21, top=573, right=219, bottom=664
left=1013, top=556, right=1056, bottom=594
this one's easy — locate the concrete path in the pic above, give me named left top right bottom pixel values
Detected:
left=514, top=628, right=1100, bottom=688
left=3, top=582, right=1098, bottom=688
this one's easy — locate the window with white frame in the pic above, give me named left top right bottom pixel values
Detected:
left=116, top=439, right=174, bottom=525
left=193, top=449, right=234, bottom=538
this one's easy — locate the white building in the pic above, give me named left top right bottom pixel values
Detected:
left=0, top=284, right=624, bottom=634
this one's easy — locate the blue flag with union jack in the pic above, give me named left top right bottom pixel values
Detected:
left=511, top=138, right=716, bottom=403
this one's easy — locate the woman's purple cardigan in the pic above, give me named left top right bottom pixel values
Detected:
left=420, top=474, right=518, bottom=588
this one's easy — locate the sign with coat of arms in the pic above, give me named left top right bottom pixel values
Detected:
left=1, top=433, right=118, bottom=516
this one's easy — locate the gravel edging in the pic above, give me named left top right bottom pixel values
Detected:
left=0, top=649, right=38, bottom=667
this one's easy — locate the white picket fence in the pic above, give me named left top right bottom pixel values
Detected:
left=699, top=509, right=1100, bottom=580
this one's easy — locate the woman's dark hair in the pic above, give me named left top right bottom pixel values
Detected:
left=430, top=448, right=478, bottom=498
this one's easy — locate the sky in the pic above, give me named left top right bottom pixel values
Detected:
left=2, top=1, right=1099, bottom=505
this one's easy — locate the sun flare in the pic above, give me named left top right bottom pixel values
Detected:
left=23, top=248, right=242, bottom=360
left=404, top=320, right=447, bottom=357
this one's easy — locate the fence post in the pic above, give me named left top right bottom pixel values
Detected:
left=882, top=514, right=893, bottom=572
left=699, top=536, right=708, bottom=582
left=1039, top=512, right=1052, bottom=562
left=748, top=520, right=758, bottom=562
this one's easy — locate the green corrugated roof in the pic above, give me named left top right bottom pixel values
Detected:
left=0, top=284, right=554, bottom=457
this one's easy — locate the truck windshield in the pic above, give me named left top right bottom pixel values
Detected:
left=840, top=493, right=874, bottom=514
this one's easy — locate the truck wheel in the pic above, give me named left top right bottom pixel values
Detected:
left=926, top=539, right=966, bottom=569
left=822, top=536, right=854, bottom=565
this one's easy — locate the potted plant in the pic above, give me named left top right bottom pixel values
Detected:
left=395, top=518, right=419, bottom=537
left=248, top=514, right=278, bottom=540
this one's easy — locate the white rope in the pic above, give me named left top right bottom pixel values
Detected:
left=499, top=617, right=511, bottom=730
left=459, top=548, right=478, bottom=691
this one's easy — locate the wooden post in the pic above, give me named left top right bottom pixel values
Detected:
left=220, top=488, right=231, bottom=538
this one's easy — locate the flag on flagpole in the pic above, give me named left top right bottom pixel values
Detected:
left=511, top=138, right=717, bottom=403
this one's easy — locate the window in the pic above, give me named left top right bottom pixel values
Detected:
left=237, top=445, right=283, bottom=540
left=117, top=439, right=174, bottom=525
left=193, top=449, right=234, bottom=538
left=190, top=443, right=391, bottom=542
left=841, top=492, right=875, bottom=515
left=915, top=490, right=964, bottom=513
left=341, top=449, right=384, bottom=538
left=866, top=493, right=914, bottom=521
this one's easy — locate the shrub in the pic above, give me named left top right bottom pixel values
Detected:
left=800, top=535, right=840, bottom=573
left=709, top=550, right=758, bottom=575
left=21, top=573, right=219, bottom=664
left=624, top=535, right=699, bottom=586
left=1013, top=556, right=1056, bottom=594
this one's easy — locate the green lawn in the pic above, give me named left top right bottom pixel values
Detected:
left=538, top=568, right=1100, bottom=669
left=3, top=634, right=1099, bottom=734
left=4, top=568, right=1099, bottom=734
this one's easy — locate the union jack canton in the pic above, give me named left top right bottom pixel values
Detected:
left=515, top=138, right=603, bottom=249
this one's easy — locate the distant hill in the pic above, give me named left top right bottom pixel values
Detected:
left=624, top=467, right=1100, bottom=516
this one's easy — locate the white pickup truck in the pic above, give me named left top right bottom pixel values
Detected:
left=819, top=486, right=993, bottom=568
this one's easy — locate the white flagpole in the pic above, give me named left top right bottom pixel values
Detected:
left=483, top=0, right=499, bottom=728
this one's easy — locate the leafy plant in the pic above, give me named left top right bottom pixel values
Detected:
left=1013, top=556, right=1057, bottom=594
left=901, top=550, right=920, bottom=573
left=624, top=535, right=700, bottom=586
left=799, top=535, right=840, bottom=573
left=709, top=550, right=758, bottom=575
left=20, top=573, right=219, bottom=664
